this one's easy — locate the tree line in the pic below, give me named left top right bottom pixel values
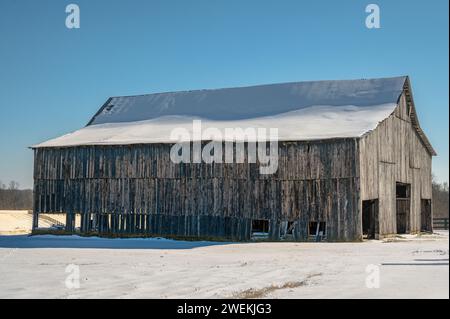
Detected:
left=432, top=177, right=449, bottom=218
left=0, top=180, right=33, bottom=210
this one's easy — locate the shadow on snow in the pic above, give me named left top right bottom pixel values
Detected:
left=0, top=235, right=235, bottom=250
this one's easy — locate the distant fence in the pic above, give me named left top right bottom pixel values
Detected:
left=433, top=218, right=449, bottom=230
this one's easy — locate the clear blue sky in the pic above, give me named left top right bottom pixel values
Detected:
left=0, top=0, right=448, bottom=189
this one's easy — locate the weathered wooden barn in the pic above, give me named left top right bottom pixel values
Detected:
left=32, top=76, right=435, bottom=241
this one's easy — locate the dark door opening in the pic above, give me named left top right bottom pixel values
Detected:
left=308, top=221, right=326, bottom=241
left=251, top=219, right=269, bottom=239
left=286, top=221, right=295, bottom=235
left=396, top=182, right=411, bottom=234
left=279, top=221, right=296, bottom=239
left=421, top=199, right=432, bottom=232
left=362, top=199, right=379, bottom=239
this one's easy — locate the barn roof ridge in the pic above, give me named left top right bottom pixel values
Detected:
left=105, top=76, right=409, bottom=100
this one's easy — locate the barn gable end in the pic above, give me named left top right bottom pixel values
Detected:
left=359, top=81, right=434, bottom=238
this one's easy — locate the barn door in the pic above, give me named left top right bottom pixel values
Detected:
left=362, top=199, right=379, bottom=239
left=396, top=183, right=411, bottom=234
left=421, top=199, right=432, bottom=232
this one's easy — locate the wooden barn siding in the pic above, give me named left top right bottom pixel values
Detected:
left=33, top=139, right=361, bottom=241
left=359, top=93, right=432, bottom=235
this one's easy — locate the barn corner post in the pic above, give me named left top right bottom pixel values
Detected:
left=354, top=137, right=363, bottom=241
left=430, top=198, right=434, bottom=233
left=31, top=201, right=39, bottom=232
left=31, top=200, right=39, bottom=231
left=31, top=147, right=39, bottom=232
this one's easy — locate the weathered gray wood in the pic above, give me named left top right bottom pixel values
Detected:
left=359, top=91, right=433, bottom=237
left=33, top=139, right=361, bottom=241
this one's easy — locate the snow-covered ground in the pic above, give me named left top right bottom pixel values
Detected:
left=0, top=210, right=72, bottom=235
left=0, top=231, right=448, bottom=299
left=0, top=210, right=33, bottom=235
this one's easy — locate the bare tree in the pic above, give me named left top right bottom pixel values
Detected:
left=8, top=180, right=19, bottom=190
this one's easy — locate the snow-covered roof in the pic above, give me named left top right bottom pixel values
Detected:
left=34, top=76, right=411, bottom=148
